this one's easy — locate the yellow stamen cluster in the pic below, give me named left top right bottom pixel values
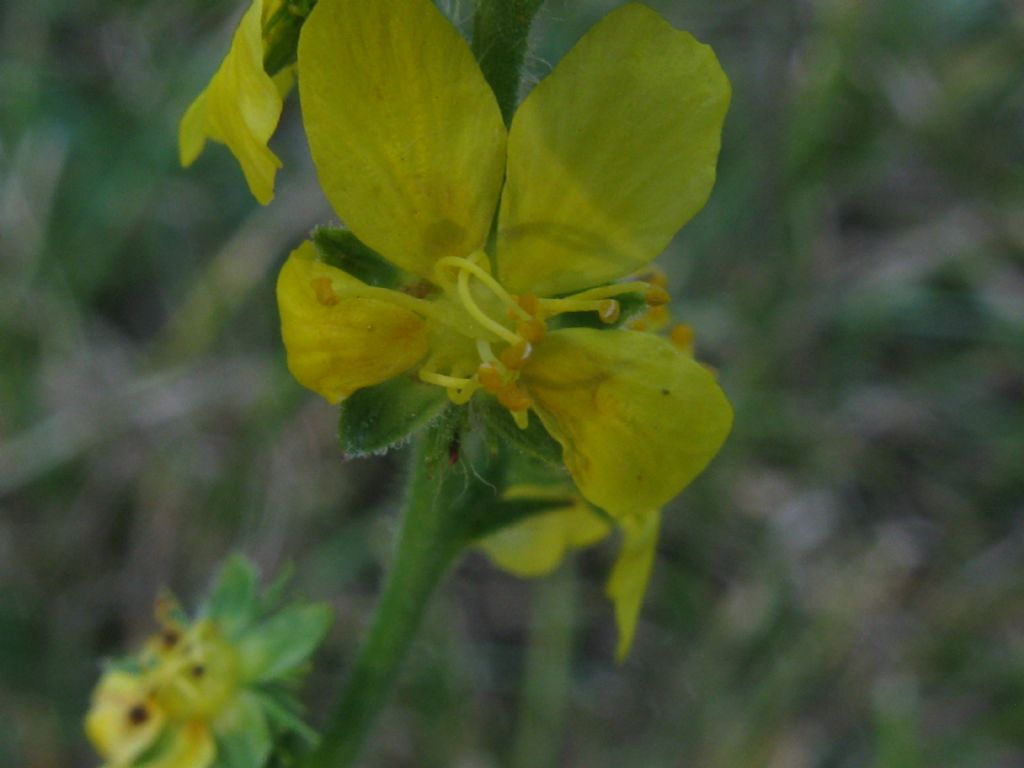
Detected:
left=415, top=252, right=670, bottom=428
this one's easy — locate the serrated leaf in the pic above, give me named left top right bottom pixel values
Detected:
left=204, top=556, right=261, bottom=640
left=475, top=397, right=562, bottom=466
left=312, top=227, right=403, bottom=288
left=236, top=604, right=333, bottom=683
left=339, top=376, right=450, bottom=456
left=214, top=693, right=271, bottom=768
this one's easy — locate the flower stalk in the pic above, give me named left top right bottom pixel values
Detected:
left=307, top=419, right=467, bottom=767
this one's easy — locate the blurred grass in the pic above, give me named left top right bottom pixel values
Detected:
left=1, top=0, right=1023, bottom=766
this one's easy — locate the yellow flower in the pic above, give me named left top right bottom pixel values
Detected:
left=278, top=0, right=733, bottom=519
left=85, top=558, right=331, bottom=768
left=179, top=0, right=294, bottom=204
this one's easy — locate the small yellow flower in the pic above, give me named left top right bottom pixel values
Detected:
left=179, top=0, right=294, bottom=204
left=279, top=0, right=733, bottom=520
left=85, top=558, right=331, bottom=768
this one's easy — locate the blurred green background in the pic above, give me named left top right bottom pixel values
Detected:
left=2, top=0, right=1023, bottom=765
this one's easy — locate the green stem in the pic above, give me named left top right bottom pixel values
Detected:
left=306, top=422, right=467, bottom=768
left=472, top=0, right=545, bottom=125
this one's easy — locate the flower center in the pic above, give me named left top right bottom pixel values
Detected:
left=417, top=251, right=664, bottom=429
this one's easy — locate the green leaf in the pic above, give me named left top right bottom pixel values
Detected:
left=339, top=376, right=451, bottom=456
left=204, top=556, right=261, bottom=639
left=214, top=693, right=272, bottom=768
left=249, top=688, right=319, bottom=745
left=312, top=227, right=403, bottom=288
left=475, top=397, right=562, bottom=466
left=236, top=604, right=333, bottom=683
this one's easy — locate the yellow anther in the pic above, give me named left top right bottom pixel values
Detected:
left=477, top=363, right=504, bottom=394
left=645, top=285, right=670, bottom=306
left=670, top=323, right=695, bottom=355
left=598, top=299, right=621, bottom=324
left=516, top=294, right=540, bottom=317
left=497, top=383, right=532, bottom=413
left=500, top=341, right=532, bottom=370
left=516, top=318, right=546, bottom=344
left=511, top=409, right=530, bottom=429
left=311, top=277, right=339, bottom=307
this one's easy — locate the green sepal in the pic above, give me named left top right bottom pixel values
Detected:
left=203, top=556, right=261, bottom=640
left=214, top=693, right=272, bottom=768
left=474, top=396, right=562, bottom=466
left=550, top=290, right=648, bottom=331
left=248, top=688, right=319, bottom=746
left=236, top=604, right=333, bottom=683
left=339, top=376, right=451, bottom=456
left=262, top=0, right=317, bottom=76
left=312, top=227, right=403, bottom=288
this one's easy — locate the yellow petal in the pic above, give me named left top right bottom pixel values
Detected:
left=522, top=328, right=732, bottom=518
left=606, top=510, right=661, bottom=660
left=179, top=0, right=287, bottom=205
left=85, top=671, right=165, bottom=765
left=146, top=722, right=216, bottom=768
left=479, top=485, right=611, bottom=577
left=297, top=0, right=506, bottom=277
left=276, top=242, right=430, bottom=403
left=496, top=3, right=731, bottom=296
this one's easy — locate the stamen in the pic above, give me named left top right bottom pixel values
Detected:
left=497, top=384, right=532, bottom=413
left=516, top=318, right=546, bottom=343
left=645, top=285, right=670, bottom=306
left=477, top=363, right=504, bottom=394
left=475, top=338, right=498, bottom=364
left=511, top=409, right=529, bottom=429
left=436, top=255, right=531, bottom=321
left=538, top=296, right=620, bottom=321
left=419, top=369, right=476, bottom=389
left=499, top=341, right=532, bottom=370
left=457, top=268, right=522, bottom=345
left=598, top=299, right=621, bottom=324
left=670, top=324, right=695, bottom=354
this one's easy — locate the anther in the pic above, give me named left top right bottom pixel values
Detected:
left=645, top=285, right=670, bottom=306
left=598, top=299, right=621, bottom=324
left=311, top=277, right=339, bottom=307
left=516, top=294, right=539, bottom=316
left=516, top=318, right=545, bottom=344
left=670, top=324, right=695, bottom=354
left=497, top=384, right=532, bottom=412
left=500, top=341, right=532, bottom=371
left=477, top=363, right=504, bottom=394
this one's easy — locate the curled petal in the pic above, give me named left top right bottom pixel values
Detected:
left=480, top=486, right=611, bottom=577
left=85, top=672, right=165, bottom=766
left=606, top=510, right=661, bottom=660
left=497, top=3, right=730, bottom=296
left=522, top=328, right=732, bottom=518
left=277, top=242, right=430, bottom=403
left=179, top=0, right=288, bottom=205
left=297, top=0, right=506, bottom=277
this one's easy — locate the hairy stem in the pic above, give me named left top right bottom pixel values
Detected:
left=305, top=421, right=469, bottom=768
